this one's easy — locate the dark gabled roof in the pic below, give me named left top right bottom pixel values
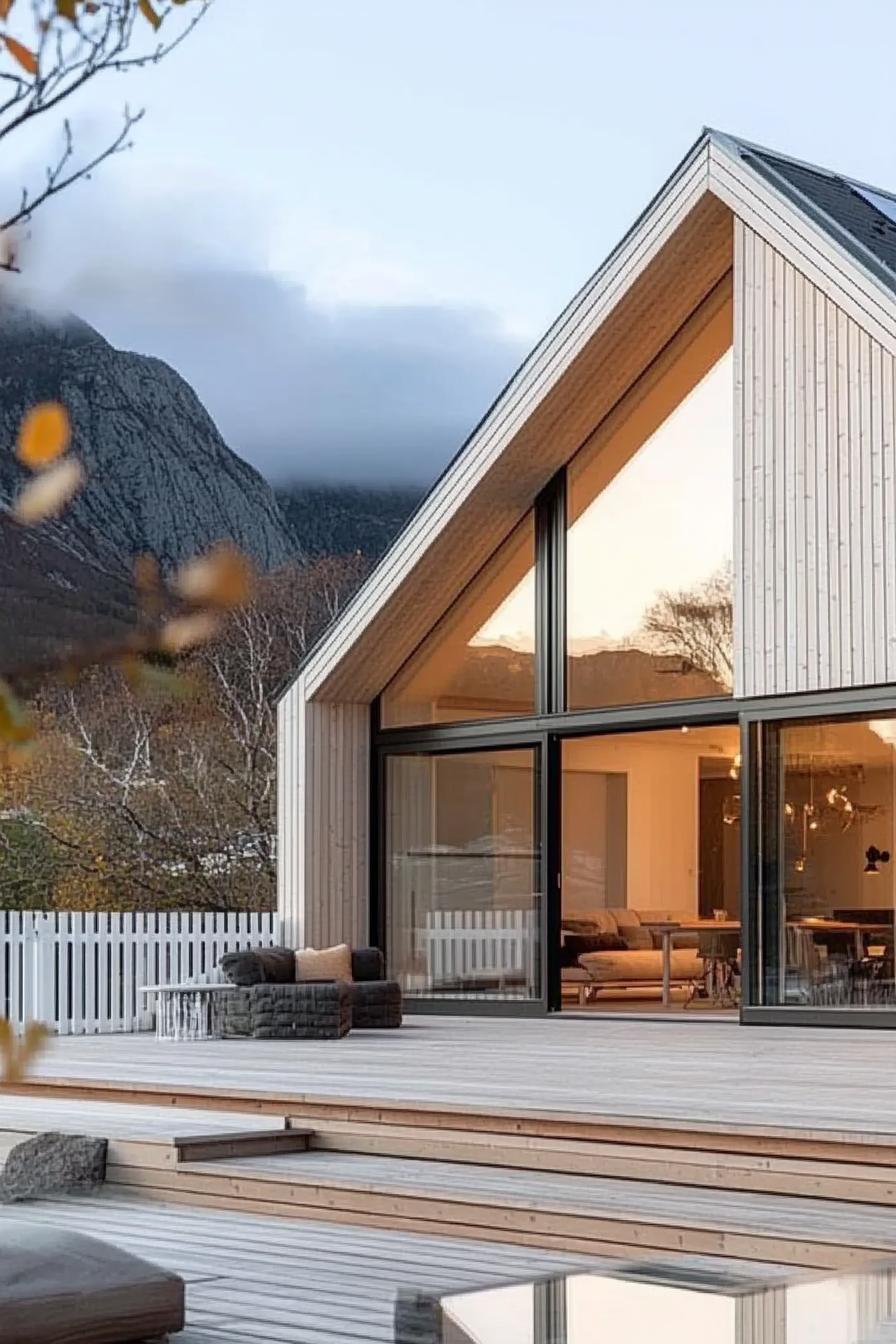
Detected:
left=721, top=132, right=896, bottom=297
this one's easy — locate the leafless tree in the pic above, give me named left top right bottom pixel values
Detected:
left=0, top=0, right=210, bottom=245
left=3, top=556, right=368, bottom=910
left=642, top=564, right=734, bottom=691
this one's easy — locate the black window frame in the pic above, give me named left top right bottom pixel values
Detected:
left=371, top=482, right=896, bottom=1027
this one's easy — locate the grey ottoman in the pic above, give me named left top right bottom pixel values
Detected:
left=0, top=1225, right=184, bottom=1343
left=219, top=980, right=351, bottom=1039
left=349, top=978, right=403, bottom=1028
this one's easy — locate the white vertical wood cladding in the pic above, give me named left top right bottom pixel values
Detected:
left=277, top=678, right=369, bottom=949
left=736, top=221, right=896, bottom=697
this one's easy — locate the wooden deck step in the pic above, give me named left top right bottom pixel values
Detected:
left=104, top=1148, right=896, bottom=1271
left=305, top=1119, right=896, bottom=1203
left=174, top=1127, right=313, bottom=1163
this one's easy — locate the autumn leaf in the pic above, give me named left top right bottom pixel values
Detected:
left=13, top=456, right=85, bottom=523
left=0, top=1018, right=50, bottom=1085
left=56, top=0, right=78, bottom=20
left=138, top=0, right=162, bottom=30
left=17, top=402, right=71, bottom=469
left=0, top=678, right=33, bottom=745
left=175, top=543, right=254, bottom=609
left=0, top=1, right=16, bottom=20
left=160, top=611, right=220, bottom=653
left=4, top=36, right=37, bottom=75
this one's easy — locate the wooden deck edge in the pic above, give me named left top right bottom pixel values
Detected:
left=102, top=1165, right=868, bottom=1272
left=14, top=1076, right=896, bottom=1163
left=97, top=1130, right=896, bottom=1206
left=147, top=1159, right=896, bottom=1245
left=306, top=1129, right=896, bottom=1203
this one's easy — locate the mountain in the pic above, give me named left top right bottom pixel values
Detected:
left=0, top=303, right=299, bottom=671
left=0, top=512, right=135, bottom=672
left=0, top=304, right=295, bottom=577
left=0, top=303, right=427, bottom=671
left=275, top=483, right=423, bottom=561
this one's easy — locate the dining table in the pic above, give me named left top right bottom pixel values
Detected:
left=640, top=917, right=892, bottom=1008
left=639, top=919, right=741, bottom=1007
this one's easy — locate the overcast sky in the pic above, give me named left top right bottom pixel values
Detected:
left=9, top=0, right=896, bottom=484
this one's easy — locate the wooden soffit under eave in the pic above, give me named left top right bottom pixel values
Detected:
left=309, top=190, right=734, bottom=705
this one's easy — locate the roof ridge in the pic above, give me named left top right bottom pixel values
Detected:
left=712, top=128, right=896, bottom=206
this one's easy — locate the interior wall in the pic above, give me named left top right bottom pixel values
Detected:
left=562, top=727, right=739, bottom=916
left=780, top=719, right=896, bottom=917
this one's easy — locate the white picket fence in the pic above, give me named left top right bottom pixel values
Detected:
left=0, top=910, right=280, bottom=1035
left=422, top=908, right=537, bottom=995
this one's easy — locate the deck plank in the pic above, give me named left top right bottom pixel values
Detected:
left=0, top=1191, right=795, bottom=1344
left=28, top=1016, right=896, bottom=1138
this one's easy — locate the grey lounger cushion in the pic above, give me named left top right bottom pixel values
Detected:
left=0, top=1225, right=185, bottom=1344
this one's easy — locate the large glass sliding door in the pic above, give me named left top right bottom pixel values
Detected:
left=758, top=712, right=896, bottom=1013
left=384, top=745, right=543, bottom=1003
left=559, top=724, right=741, bottom=1012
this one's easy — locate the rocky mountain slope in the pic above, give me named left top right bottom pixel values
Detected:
left=275, top=483, right=423, bottom=561
left=0, top=304, right=295, bottom=577
left=0, top=303, right=428, bottom=671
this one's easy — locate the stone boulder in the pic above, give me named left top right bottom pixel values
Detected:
left=1, top=1132, right=107, bottom=1203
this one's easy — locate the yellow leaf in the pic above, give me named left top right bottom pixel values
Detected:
left=17, top=401, right=70, bottom=469
left=138, top=0, right=161, bottom=29
left=0, top=677, right=32, bottom=746
left=160, top=611, right=220, bottom=653
left=174, top=543, right=254, bottom=610
left=0, top=1018, right=50, bottom=1084
left=0, top=1, right=16, bottom=21
left=4, top=35, right=37, bottom=74
left=13, top=455, right=85, bottom=523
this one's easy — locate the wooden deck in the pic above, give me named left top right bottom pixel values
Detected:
left=25, top=1015, right=896, bottom=1137
left=0, top=1193, right=605, bottom=1344
left=7, top=1015, right=896, bottom=1289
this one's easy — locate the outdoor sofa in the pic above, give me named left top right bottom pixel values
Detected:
left=217, top=944, right=402, bottom=1037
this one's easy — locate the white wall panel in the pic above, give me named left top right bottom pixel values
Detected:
left=277, top=676, right=369, bottom=949
left=735, top=222, right=896, bottom=696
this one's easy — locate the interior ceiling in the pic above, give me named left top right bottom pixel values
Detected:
left=563, top=724, right=741, bottom=765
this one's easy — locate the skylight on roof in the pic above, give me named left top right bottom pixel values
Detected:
left=851, top=182, right=896, bottom=228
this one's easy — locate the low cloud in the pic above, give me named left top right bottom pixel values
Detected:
left=18, top=186, right=526, bottom=486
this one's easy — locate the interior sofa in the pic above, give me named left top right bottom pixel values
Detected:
left=561, top=908, right=703, bottom=1003
left=217, top=945, right=402, bottom=1035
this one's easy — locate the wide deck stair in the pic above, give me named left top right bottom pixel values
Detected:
left=5, top=1088, right=896, bottom=1270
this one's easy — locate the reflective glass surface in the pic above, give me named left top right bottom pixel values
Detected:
left=395, top=1260, right=896, bottom=1343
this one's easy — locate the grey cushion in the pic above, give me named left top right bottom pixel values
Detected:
left=349, top=979, right=402, bottom=1028
left=351, top=947, right=386, bottom=982
left=0, top=1225, right=184, bottom=1344
left=218, top=945, right=296, bottom=986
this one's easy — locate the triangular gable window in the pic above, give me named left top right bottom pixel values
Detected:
left=381, top=513, right=535, bottom=727
left=566, top=286, right=733, bottom=709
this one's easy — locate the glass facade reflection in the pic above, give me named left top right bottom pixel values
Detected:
left=385, top=748, right=541, bottom=1000
left=761, top=714, right=896, bottom=1010
left=567, top=297, right=733, bottom=711
left=381, top=514, right=535, bottom=727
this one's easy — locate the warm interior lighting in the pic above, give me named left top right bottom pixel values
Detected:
left=869, top=719, right=896, bottom=747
